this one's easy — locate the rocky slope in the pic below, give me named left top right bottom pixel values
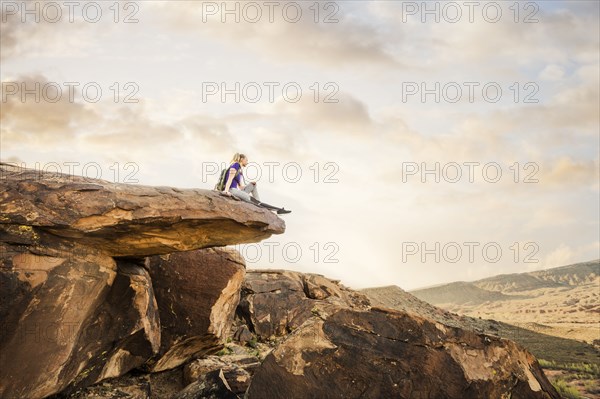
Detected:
left=244, top=271, right=554, bottom=398
left=61, top=270, right=560, bottom=399
left=362, top=285, right=600, bottom=365
left=0, top=163, right=560, bottom=398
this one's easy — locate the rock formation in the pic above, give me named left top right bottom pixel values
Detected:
left=246, top=307, right=558, bottom=399
left=145, top=248, right=246, bottom=372
left=0, top=163, right=284, bottom=399
left=0, top=163, right=560, bottom=399
left=238, top=269, right=370, bottom=339
left=237, top=271, right=558, bottom=398
left=0, top=163, right=284, bottom=256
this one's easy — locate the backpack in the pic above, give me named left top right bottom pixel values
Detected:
left=215, top=164, right=241, bottom=191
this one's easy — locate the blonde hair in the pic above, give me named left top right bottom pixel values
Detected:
left=230, top=153, right=246, bottom=164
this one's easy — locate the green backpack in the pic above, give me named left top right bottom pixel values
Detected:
left=215, top=164, right=241, bottom=191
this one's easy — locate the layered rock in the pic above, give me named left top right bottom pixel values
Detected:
left=246, top=307, right=560, bottom=399
left=173, top=369, right=239, bottom=399
left=238, top=270, right=370, bottom=339
left=50, top=270, right=561, bottom=399
left=181, top=354, right=259, bottom=397
left=145, top=248, right=246, bottom=372
left=0, top=239, right=118, bottom=399
left=236, top=271, right=559, bottom=399
left=0, top=163, right=284, bottom=256
left=64, top=260, right=161, bottom=391
left=0, top=163, right=284, bottom=399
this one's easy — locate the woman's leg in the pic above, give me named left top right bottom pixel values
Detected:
left=229, top=188, right=252, bottom=203
left=233, top=186, right=271, bottom=207
left=253, top=200, right=290, bottom=213
left=243, top=183, right=260, bottom=201
left=236, top=185, right=290, bottom=214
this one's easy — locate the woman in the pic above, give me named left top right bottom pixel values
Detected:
left=222, top=153, right=291, bottom=215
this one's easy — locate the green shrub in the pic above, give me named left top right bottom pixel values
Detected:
left=551, top=379, right=583, bottom=399
left=539, top=359, right=600, bottom=378
left=247, top=337, right=258, bottom=348
left=216, top=346, right=233, bottom=356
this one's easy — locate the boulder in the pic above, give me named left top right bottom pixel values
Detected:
left=174, top=369, right=239, bottom=399
left=145, top=248, right=246, bottom=372
left=1, top=163, right=560, bottom=399
left=62, top=260, right=161, bottom=393
left=183, top=357, right=233, bottom=385
left=0, top=239, right=117, bottom=399
left=237, top=270, right=370, bottom=339
left=232, top=325, right=253, bottom=344
left=0, top=163, right=285, bottom=257
left=183, top=355, right=255, bottom=394
left=246, top=307, right=560, bottom=399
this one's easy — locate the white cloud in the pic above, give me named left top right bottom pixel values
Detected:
left=539, top=244, right=576, bottom=270
left=147, top=1, right=400, bottom=69
left=539, top=64, right=566, bottom=81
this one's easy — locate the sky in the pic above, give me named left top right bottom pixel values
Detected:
left=1, top=0, right=598, bottom=290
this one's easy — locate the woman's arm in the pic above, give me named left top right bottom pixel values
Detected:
left=238, top=177, right=245, bottom=190
left=223, top=167, right=237, bottom=193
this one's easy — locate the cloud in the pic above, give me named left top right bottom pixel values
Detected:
left=248, top=127, right=308, bottom=161
left=1, top=74, right=378, bottom=168
left=180, top=115, right=238, bottom=154
left=539, top=243, right=576, bottom=269
left=149, top=1, right=400, bottom=69
left=82, top=107, right=184, bottom=149
left=0, top=74, right=241, bottom=161
left=542, top=157, right=600, bottom=189
left=539, top=64, right=565, bottom=81
left=274, top=92, right=374, bottom=136
left=366, top=1, right=598, bottom=77
left=0, top=74, right=101, bottom=145
left=0, top=1, right=103, bottom=61
left=374, top=68, right=599, bottom=166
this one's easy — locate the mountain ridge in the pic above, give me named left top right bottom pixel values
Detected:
left=403, top=259, right=599, bottom=343
left=408, top=259, right=599, bottom=292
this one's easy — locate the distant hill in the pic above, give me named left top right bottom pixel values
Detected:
left=474, top=259, right=600, bottom=293
left=405, top=260, right=599, bottom=344
left=409, top=281, right=526, bottom=306
left=411, top=259, right=599, bottom=303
